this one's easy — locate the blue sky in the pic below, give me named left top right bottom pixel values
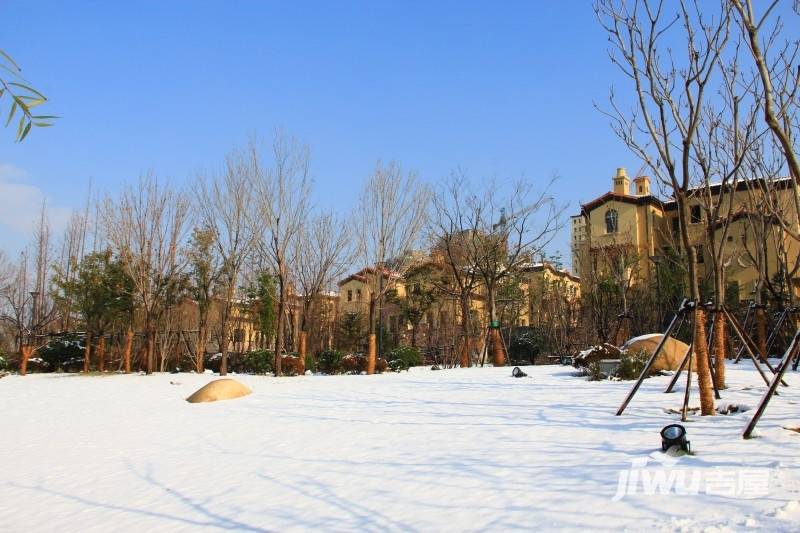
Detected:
left=0, top=1, right=642, bottom=263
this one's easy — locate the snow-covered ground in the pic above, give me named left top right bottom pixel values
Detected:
left=2, top=362, right=800, bottom=532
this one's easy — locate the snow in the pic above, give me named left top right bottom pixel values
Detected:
left=621, top=333, right=664, bottom=349
left=2, top=363, right=800, bottom=532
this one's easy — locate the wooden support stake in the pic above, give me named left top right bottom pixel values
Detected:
left=723, top=307, right=779, bottom=387
left=616, top=301, right=690, bottom=416
left=665, top=342, right=693, bottom=393
left=743, top=329, right=800, bottom=439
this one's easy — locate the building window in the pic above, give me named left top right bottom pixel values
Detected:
left=356, top=289, right=362, bottom=301
left=695, top=245, right=704, bottom=264
left=672, top=217, right=680, bottom=235
left=605, top=209, right=618, bottom=234
left=233, top=328, right=245, bottom=343
left=691, top=205, right=701, bottom=224
left=347, top=290, right=353, bottom=302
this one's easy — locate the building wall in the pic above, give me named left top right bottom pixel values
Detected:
left=575, top=170, right=800, bottom=304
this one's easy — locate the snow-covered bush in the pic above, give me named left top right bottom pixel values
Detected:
left=0, top=353, right=7, bottom=371
left=37, top=339, right=84, bottom=372
left=508, top=330, right=543, bottom=364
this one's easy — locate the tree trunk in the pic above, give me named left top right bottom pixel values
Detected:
left=97, top=334, right=106, bottom=372
left=20, top=345, right=33, bottom=376
left=274, top=272, right=286, bottom=377
left=460, top=334, right=471, bottom=368
left=220, top=314, right=229, bottom=376
left=460, top=298, right=472, bottom=368
left=367, top=333, right=377, bottom=374
left=145, top=328, right=155, bottom=375
left=676, top=193, right=714, bottom=415
left=615, top=315, right=631, bottom=346
left=196, top=325, right=207, bottom=373
left=298, top=330, right=307, bottom=374
left=756, top=307, right=767, bottom=361
left=491, top=328, right=505, bottom=367
left=694, top=308, right=715, bottom=416
left=83, top=332, right=92, bottom=373
left=123, top=327, right=133, bottom=374
left=713, top=309, right=726, bottom=390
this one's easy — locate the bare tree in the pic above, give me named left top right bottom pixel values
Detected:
left=740, top=137, right=798, bottom=358
left=595, top=0, right=732, bottom=415
left=255, top=132, right=312, bottom=377
left=356, top=160, right=429, bottom=374
left=0, top=205, right=60, bottom=374
left=429, top=172, right=483, bottom=367
left=293, top=211, right=353, bottom=371
left=196, top=148, right=261, bottom=375
left=464, top=179, right=562, bottom=366
left=591, top=239, right=642, bottom=345
left=731, top=0, right=800, bottom=230
left=184, top=226, right=222, bottom=373
left=103, top=175, right=190, bottom=374
left=693, top=48, right=759, bottom=388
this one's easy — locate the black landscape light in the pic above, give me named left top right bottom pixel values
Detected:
left=512, top=366, right=527, bottom=378
left=661, top=424, right=690, bottom=453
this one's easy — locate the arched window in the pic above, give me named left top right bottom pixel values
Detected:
left=605, top=209, right=618, bottom=234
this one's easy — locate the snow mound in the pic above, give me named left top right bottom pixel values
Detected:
left=186, top=378, right=252, bottom=403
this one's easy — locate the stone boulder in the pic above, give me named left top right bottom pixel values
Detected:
left=621, top=334, right=689, bottom=371
left=186, top=378, right=252, bottom=403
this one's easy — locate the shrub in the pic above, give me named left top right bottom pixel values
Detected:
left=615, top=349, right=649, bottom=380
left=342, top=353, right=365, bottom=373
left=389, top=346, right=422, bottom=372
left=280, top=355, right=301, bottom=376
left=240, top=349, right=273, bottom=374
left=317, top=349, right=343, bottom=374
left=581, top=361, right=605, bottom=381
left=508, top=330, right=543, bottom=364
left=37, top=339, right=84, bottom=372
left=304, top=354, right=316, bottom=373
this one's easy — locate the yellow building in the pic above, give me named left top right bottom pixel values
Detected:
left=524, top=262, right=581, bottom=327
left=338, top=267, right=408, bottom=346
left=573, top=167, right=800, bottom=303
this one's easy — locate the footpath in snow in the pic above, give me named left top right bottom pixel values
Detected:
left=2, top=362, right=800, bottom=532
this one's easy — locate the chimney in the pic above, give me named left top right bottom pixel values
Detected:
left=613, top=167, right=630, bottom=195
left=633, top=175, right=651, bottom=196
